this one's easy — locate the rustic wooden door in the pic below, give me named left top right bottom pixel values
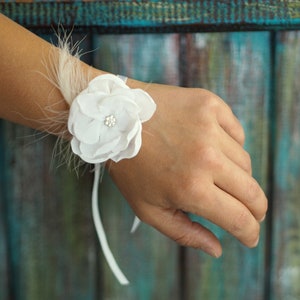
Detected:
left=1, top=1, right=300, bottom=299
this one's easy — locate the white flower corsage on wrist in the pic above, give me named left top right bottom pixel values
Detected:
left=68, top=74, right=156, bottom=164
left=52, top=37, right=156, bottom=286
left=69, top=74, right=156, bottom=285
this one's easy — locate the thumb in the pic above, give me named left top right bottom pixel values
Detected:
left=137, top=205, right=222, bottom=258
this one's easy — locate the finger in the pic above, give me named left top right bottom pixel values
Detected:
left=137, top=204, right=222, bottom=258
left=214, top=153, right=267, bottom=222
left=190, top=185, right=261, bottom=248
left=218, top=126, right=252, bottom=174
left=216, top=101, right=245, bottom=146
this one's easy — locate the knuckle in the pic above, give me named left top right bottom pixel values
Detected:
left=173, top=221, right=201, bottom=248
left=231, top=209, right=252, bottom=233
left=174, top=233, right=193, bottom=247
left=199, top=145, right=222, bottom=170
left=172, top=174, right=207, bottom=206
left=203, top=93, right=221, bottom=113
left=242, top=178, right=268, bottom=221
left=195, top=89, right=221, bottom=112
left=244, top=179, right=268, bottom=220
left=246, top=179, right=263, bottom=202
left=231, top=209, right=260, bottom=247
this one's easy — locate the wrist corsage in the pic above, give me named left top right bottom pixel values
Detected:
left=50, top=36, right=156, bottom=285
left=68, top=74, right=156, bottom=164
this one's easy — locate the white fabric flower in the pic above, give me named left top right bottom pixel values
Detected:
left=68, top=74, right=156, bottom=164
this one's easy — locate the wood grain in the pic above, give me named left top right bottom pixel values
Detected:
left=2, top=2, right=300, bottom=298
left=0, top=32, right=99, bottom=300
left=0, top=122, right=99, bottom=300
left=0, top=121, right=9, bottom=300
left=271, top=31, right=300, bottom=300
left=1, top=1, right=300, bottom=32
left=94, top=33, right=181, bottom=299
left=180, top=31, right=271, bottom=300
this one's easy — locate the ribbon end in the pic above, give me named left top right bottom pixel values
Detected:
left=130, top=216, right=141, bottom=234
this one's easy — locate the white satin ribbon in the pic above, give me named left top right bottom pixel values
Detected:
left=54, top=34, right=154, bottom=285
left=92, top=163, right=129, bottom=285
left=90, top=75, right=144, bottom=285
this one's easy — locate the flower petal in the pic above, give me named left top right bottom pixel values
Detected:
left=70, top=138, right=82, bottom=156
left=88, top=74, right=129, bottom=94
left=73, top=117, right=101, bottom=144
left=113, top=121, right=141, bottom=153
left=112, top=131, right=142, bottom=162
left=95, top=136, right=121, bottom=155
left=76, top=93, right=107, bottom=120
left=132, top=89, right=157, bottom=121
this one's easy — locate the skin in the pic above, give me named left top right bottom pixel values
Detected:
left=0, top=13, right=267, bottom=257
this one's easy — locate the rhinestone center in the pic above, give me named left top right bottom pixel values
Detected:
left=104, top=114, right=117, bottom=128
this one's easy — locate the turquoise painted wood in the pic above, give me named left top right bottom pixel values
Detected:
left=271, top=31, right=300, bottom=300
left=1, top=1, right=300, bottom=299
left=95, top=34, right=181, bottom=299
left=181, top=31, right=270, bottom=300
left=0, top=123, right=98, bottom=300
left=2, top=1, right=300, bottom=32
left=0, top=122, right=9, bottom=300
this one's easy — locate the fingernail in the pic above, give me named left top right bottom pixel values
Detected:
left=203, top=246, right=222, bottom=258
left=259, top=214, right=266, bottom=222
left=254, top=236, right=260, bottom=247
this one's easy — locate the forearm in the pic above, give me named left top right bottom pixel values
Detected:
left=0, top=13, right=267, bottom=257
left=0, top=13, right=105, bottom=133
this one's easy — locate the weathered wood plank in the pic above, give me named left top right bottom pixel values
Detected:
left=271, top=31, right=300, bottom=300
left=180, top=32, right=270, bottom=299
left=0, top=122, right=99, bottom=300
left=94, top=33, right=181, bottom=299
left=5, top=6, right=300, bottom=298
left=2, top=1, right=300, bottom=33
left=0, top=32, right=100, bottom=300
left=0, top=121, right=9, bottom=300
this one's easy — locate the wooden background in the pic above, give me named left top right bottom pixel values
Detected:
left=1, top=1, right=300, bottom=299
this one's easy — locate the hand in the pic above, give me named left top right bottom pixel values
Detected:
left=107, top=81, right=267, bottom=257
